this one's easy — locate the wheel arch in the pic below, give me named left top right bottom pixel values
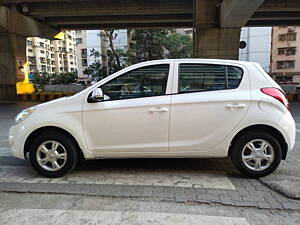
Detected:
left=24, top=126, right=85, bottom=161
left=228, top=124, right=288, bottom=160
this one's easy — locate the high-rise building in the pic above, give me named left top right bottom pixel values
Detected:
left=75, top=30, right=128, bottom=77
left=75, top=30, right=88, bottom=78
left=270, top=26, right=300, bottom=83
left=239, top=27, right=272, bottom=72
left=53, top=31, right=78, bottom=74
left=26, top=31, right=78, bottom=77
left=26, top=38, right=55, bottom=75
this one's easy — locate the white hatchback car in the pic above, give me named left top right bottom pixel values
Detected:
left=9, top=59, right=296, bottom=178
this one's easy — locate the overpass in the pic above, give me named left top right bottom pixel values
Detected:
left=1, top=0, right=300, bottom=100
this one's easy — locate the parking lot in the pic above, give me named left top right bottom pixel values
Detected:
left=0, top=101, right=300, bottom=225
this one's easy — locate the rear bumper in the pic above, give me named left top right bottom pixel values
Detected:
left=278, top=111, right=296, bottom=152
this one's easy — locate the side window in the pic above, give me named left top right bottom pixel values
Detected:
left=178, top=64, right=243, bottom=93
left=178, top=64, right=226, bottom=93
left=101, top=64, right=169, bottom=101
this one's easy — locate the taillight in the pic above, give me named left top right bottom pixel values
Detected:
left=261, top=87, right=289, bottom=109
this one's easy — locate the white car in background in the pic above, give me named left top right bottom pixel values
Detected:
left=9, top=59, right=296, bottom=178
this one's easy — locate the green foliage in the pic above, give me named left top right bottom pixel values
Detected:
left=31, top=72, right=77, bottom=86
left=107, top=49, right=127, bottom=73
left=131, top=29, right=169, bottom=63
left=83, top=60, right=107, bottom=81
left=160, top=33, right=193, bottom=58
left=83, top=29, right=193, bottom=81
left=83, top=49, right=128, bottom=81
left=130, top=29, right=192, bottom=62
left=32, top=29, right=193, bottom=84
left=52, top=72, right=78, bottom=85
left=31, top=72, right=53, bottom=86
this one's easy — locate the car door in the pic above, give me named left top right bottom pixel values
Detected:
left=82, top=62, right=174, bottom=155
left=169, top=61, right=251, bottom=152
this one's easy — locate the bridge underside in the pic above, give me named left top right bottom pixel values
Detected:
left=0, top=0, right=300, bottom=100
left=1, top=0, right=300, bottom=29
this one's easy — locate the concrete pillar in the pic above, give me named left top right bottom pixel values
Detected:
left=193, top=28, right=241, bottom=59
left=0, top=32, right=26, bottom=100
left=192, top=0, right=241, bottom=59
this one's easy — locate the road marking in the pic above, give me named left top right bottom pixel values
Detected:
left=0, top=166, right=236, bottom=190
left=0, top=208, right=250, bottom=225
left=291, top=157, right=300, bottom=163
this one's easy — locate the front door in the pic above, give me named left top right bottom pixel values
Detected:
left=82, top=63, right=173, bottom=154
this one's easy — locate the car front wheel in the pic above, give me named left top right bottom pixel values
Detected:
left=230, top=131, right=282, bottom=178
left=29, top=131, right=78, bottom=178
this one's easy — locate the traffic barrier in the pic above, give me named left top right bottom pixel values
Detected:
left=17, top=92, right=75, bottom=102
left=287, top=93, right=300, bottom=102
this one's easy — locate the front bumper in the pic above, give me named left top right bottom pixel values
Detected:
left=9, top=124, right=26, bottom=159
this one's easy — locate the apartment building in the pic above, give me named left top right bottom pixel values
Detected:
left=53, top=31, right=78, bottom=74
left=26, top=31, right=78, bottom=77
left=26, top=38, right=55, bottom=75
left=239, top=27, right=272, bottom=72
left=75, top=30, right=88, bottom=78
left=270, top=26, right=300, bottom=83
left=75, top=30, right=128, bottom=77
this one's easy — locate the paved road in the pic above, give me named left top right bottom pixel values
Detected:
left=259, top=103, right=300, bottom=199
left=0, top=101, right=300, bottom=225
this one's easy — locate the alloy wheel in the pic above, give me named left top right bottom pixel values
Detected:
left=36, top=140, right=68, bottom=172
left=241, top=139, right=275, bottom=172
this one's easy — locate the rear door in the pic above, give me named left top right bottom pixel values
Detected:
left=169, top=61, right=251, bottom=152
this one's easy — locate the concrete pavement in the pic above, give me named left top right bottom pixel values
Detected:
left=2, top=192, right=300, bottom=225
left=0, top=101, right=300, bottom=224
left=259, top=103, right=300, bottom=199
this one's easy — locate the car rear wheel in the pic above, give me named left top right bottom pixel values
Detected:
left=230, top=131, right=282, bottom=178
left=29, top=131, right=78, bottom=178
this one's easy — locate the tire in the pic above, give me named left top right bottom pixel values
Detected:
left=29, top=131, right=78, bottom=178
left=230, top=131, right=282, bottom=178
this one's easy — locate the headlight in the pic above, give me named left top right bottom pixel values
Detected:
left=13, top=106, right=37, bottom=126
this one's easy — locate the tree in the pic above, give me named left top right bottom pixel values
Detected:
left=83, top=48, right=108, bottom=81
left=105, top=30, right=122, bottom=70
left=52, top=72, right=77, bottom=85
left=31, top=72, right=78, bottom=86
left=83, top=61, right=106, bottom=81
left=127, top=29, right=135, bottom=66
left=83, top=49, right=127, bottom=81
left=31, top=72, right=53, bottom=86
left=100, top=30, right=109, bottom=76
left=131, top=29, right=169, bottom=63
left=160, top=33, right=192, bottom=58
left=84, top=29, right=193, bottom=81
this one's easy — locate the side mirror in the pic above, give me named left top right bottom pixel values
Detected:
left=90, top=88, right=103, bottom=102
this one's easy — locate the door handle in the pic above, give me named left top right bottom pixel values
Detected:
left=149, top=107, right=168, bottom=113
left=226, top=104, right=246, bottom=109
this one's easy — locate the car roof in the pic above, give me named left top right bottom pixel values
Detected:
left=139, top=58, right=255, bottom=67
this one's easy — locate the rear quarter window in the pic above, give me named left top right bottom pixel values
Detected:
left=227, top=66, right=243, bottom=89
